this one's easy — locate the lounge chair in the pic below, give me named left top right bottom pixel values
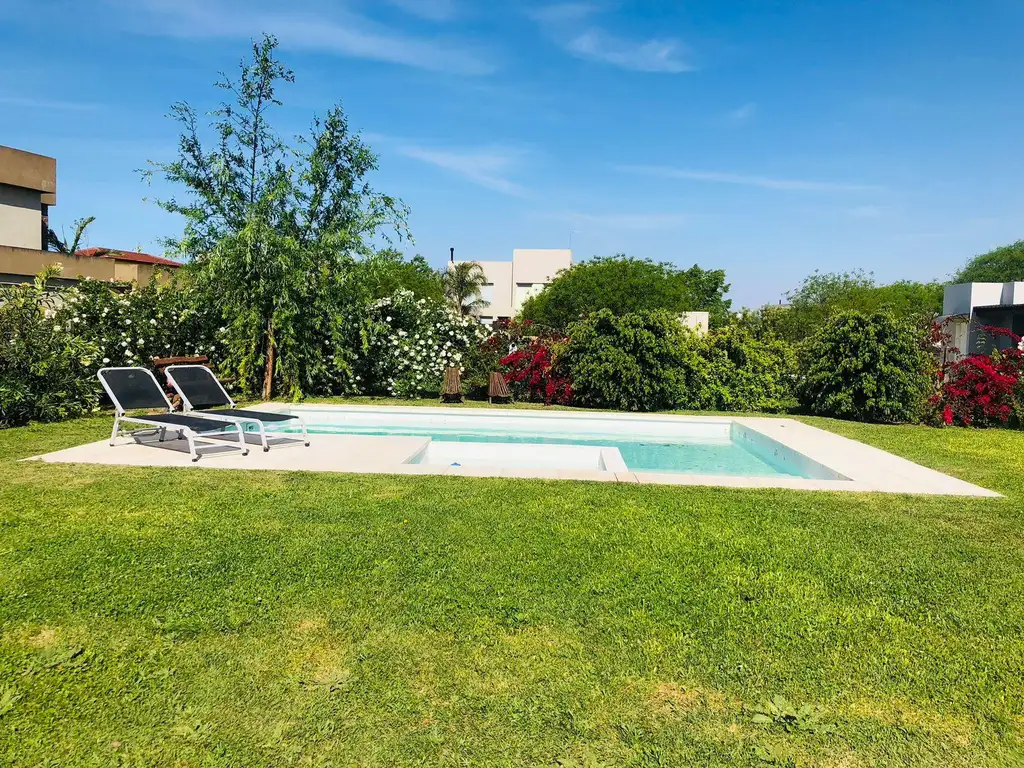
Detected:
left=164, top=364, right=309, bottom=452
left=98, top=367, right=249, bottom=462
left=440, top=367, right=464, bottom=403
left=488, top=372, right=514, bottom=404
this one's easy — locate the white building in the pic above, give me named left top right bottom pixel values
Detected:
left=940, top=281, right=1024, bottom=357
left=463, top=248, right=572, bottom=324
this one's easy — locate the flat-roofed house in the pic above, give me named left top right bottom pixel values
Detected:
left=461, top=248, right=573, bottom=324
left=0, top=145, right=181, bottom=287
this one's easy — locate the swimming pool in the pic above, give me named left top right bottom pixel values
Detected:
left=264, top=407, right=846, bottom=480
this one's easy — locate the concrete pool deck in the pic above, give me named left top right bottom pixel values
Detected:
left=26, top=406, right=1000, bottom=497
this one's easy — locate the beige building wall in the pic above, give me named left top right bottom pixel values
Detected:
left=464, top=249, right=573, bottom=323
left=0, top=182, right=43, bottom=249
left=0, top=245, right=169, bottom=286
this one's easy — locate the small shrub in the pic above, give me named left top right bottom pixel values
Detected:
left=563, top=309, right=708, bottom=412
left=500, top=337, right=573, bottom=405
left=935, top=326, right=1024, bottom=427
left=0, top=270, right=100, bottom=427
left=699, top=325, right=796, bottom=412
left=797, top=311, right=930, bottom=423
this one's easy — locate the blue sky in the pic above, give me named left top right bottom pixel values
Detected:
left=2, top=0, right=1022, bottom=307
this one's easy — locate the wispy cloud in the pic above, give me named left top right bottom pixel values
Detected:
left=617, top=164, right=881, bottom=192
left=114, top=0, right=493, bottom=75
left=0, top=96, right=99, bottom=111
left=728, top=102, right=756, bottom=122
left=395, top=143, right=529, bottom=196
left=531, top=3, right=693, bottom=73
left=383, top=0, right=459, bottom=21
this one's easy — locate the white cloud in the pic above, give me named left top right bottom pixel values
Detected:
left=617, top=165, right=881, bottom=192
left=531, top=3, right=692, bottom=73
left=396, top=144, right=528, bottom=196
left=383, top=0, right=459, bottom=21
left=728, top=102, right=756, bottom=122
left=115, top=0, right=493, bottom=75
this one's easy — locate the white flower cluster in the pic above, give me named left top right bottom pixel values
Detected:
left=364, top=291, right=486, bottom=398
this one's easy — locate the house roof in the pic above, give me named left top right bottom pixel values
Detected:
left=75, top=247, right=183, bottom=268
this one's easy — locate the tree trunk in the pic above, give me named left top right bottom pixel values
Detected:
left=262, top=318, right=275, bottom=401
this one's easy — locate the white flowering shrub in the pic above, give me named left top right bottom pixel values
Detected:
left=54, top=277, right=224, bottom=375
left=1, top=268, right=101, bottom=426
left=355, top=290, right=486, bottom=398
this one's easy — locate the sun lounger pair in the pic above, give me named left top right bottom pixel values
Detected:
left=98, top=365, right=308, bottom=462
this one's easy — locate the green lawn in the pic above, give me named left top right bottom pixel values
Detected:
left=1, top=407, right=1023, bottom=766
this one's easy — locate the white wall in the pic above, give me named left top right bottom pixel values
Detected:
left=0, top=182, right=42, bottom=250
left=460, top=249, right=573, bottom=321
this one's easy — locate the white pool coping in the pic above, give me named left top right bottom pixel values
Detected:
left=27, top=404, right=999, bottom=497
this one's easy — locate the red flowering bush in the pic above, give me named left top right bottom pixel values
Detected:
left=500, top=337, right=573, bottom=405
left=933, top=326, right=1024, bottom=427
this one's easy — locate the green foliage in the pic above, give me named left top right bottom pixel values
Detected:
left=443, top=261, right=489, bottom=317
left=750, top=695, right=834, bottom=735
left=144, top=34, right=408, bottom=399
left=699, top=326, right=796, bottom=413
left=0, top=270, right=100, bottom=427
left=353, top=290, right=485, bottom=398
left=54, top=276, right=222, bottom=373
left=748, top=270, right=944, bottom=342
left=350, top=249, right=443, bottom=303
left=520, top=255, right=731, bottom=331
left=563, top=309, right=707, bottom=411
left=955, top=240, right=1024, bottom=283
left=797, top=311, right=930, bottom=423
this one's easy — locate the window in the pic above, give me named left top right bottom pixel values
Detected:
left=479, top=283, right=494, bottom=304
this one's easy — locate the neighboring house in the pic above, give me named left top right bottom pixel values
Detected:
left=464, top=248, right=573, bottom=324
left=940, top=281, right=1024, bottom=357
left=0, top=144, right=181, bottom=287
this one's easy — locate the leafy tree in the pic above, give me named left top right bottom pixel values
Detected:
left=350, top=249, right=443, bottom=303
left=796, top=310, right=930, bottom=423
left=144, top=34, right=408, bottom=399
left=443, top=261, right=489, bottom=317
left=745, top=270, right=944, bottom=342
left=955, top=240, right=1024, bottom=283
left=520, top=255, right=731, bottom=331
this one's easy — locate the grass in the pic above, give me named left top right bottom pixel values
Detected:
left=1, top=406, right=1023, bottom=766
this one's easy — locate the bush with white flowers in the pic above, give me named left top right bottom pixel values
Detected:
left=54, top=277, right=223, bottom=376
left=355, top=290, right=486, bottom=398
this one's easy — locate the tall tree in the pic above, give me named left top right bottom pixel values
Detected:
left=955, top=241, right=1024, bottom=283
left=519, top=255, right=731, bottom=331
left=46, top=216, right=95, bottom=255
left=143, top=35, right=408, bottom=399
left=443, top=261, right=489, bottom=316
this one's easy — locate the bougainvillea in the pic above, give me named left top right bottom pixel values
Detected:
left=500, top=337, right=573, bottom=405
left=934, top=325, right=1024, bottom=427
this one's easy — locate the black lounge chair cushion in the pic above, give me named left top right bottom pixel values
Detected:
left=140, top=413, right=239, bottom=433
left=199, top=408, right=298, bottom=423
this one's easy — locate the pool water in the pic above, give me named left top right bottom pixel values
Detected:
left=269, top=421, right=810, bottom=478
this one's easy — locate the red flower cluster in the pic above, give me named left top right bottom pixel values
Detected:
left=500, top=338, right=573, bottom=405
left=932, top=325, right=1023, bottom=427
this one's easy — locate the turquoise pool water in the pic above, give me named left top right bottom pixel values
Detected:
left=269, top=422, right=807, bottom=478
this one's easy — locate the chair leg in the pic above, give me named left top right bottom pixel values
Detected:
left=185, top=429, right=200, bottom=462
left=235, top=425, right=250, bottom=457
left=258, top=422, right=269, bottom=452
left=158, top=427, right=168, bottom=443
left=109, top=417, right=120, bottom=446
left=300, top=418, right=310, bottom=447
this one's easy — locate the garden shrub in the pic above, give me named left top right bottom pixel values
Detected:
left=563, top=309, right=709, bottom=412
left=700, top=326, right=796, bottom=412
left=0, top=270, right=100, bottom=427
left=796, top=310, right=930, bottom=423
left=934, top=326, right=1024, bottom=427
left=55, top=276, right=224, bottom=376
left=354, top=290, right=485, bottom=398
left=500, top=336, right=573, bottom=405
